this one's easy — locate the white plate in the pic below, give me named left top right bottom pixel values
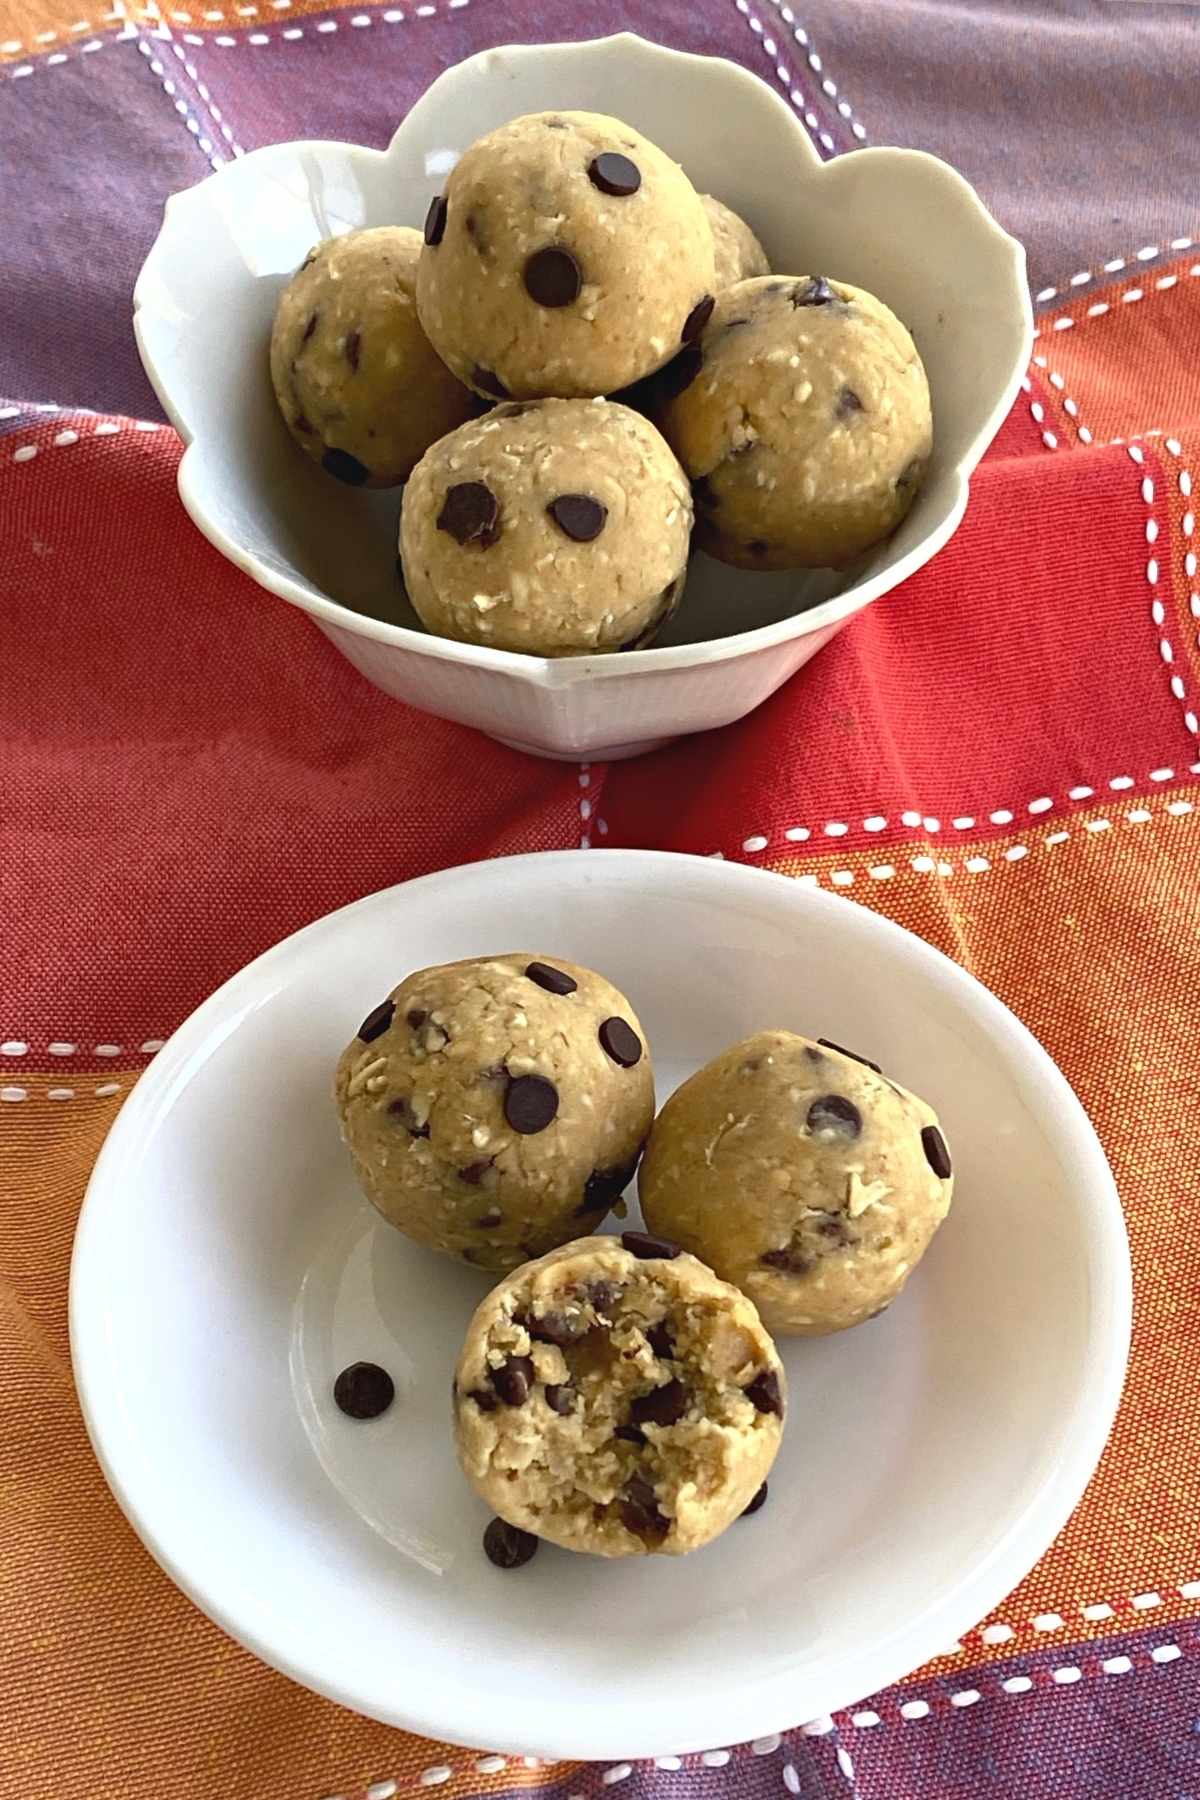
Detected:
left=71, top=852, right=1128, bottom=1758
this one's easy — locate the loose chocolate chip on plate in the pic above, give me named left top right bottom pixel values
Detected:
left=578, top=1155, right=638, bottom=1215
left=599, top=1017, right=642, bottom=1067
left=345, top=329, right=361, bottom=373
left=615, top=1424, right=647, bottom=1445
left=588, top=151, right=641, bottom=196
left=504, top=1073, right=559, bottom=1135
left=322, top=448, right=369, bottom=486
left=818, top=1037, right=882, bottom=1074
left=741, top=1481, right=769, bottom=1518
left=629, top=1378, right=688, bottom=1429
left=424, top=194, right=447, bottom=246
left=491, top=1354, right=534, bottom=1406
left=472, top=365, right=509, bottom=399
left=806, top=1094, right=863, bottom=1139
left=621, top=1230, right=680, bottom=1262
left=619, top=1474, right=669, bottom=1541
left=659, top=343, right=703, bottom=400
left=548, top=493, right=608, bottom=542
left=483, top=1517, right=538, bottom=1568
left=524, top=246, right=582, bottom=308
left=525, top=960, right=577, bottom=996
left=468, top=1386, right=498, bottom=1412
left=682, top=294, right=715, bottom=344
left=792, top=275, right=834, bottom=307
left=357, top=998, right=395, bottom=1043
left=545, top=1382, right=577, bottom=1417
left=836, top=385, right=863, bottom=418
left=745, top=1368, right=784, bottom=1417
left=646, top=1319, right=675, bottom=1359
left=333, top=1361, right=394, bottom=1420
left=921, top=1123, right=953, bottom=1179
left=302, top=311, right=318, bottom=343
left=437, top=480, right=501, bottom=548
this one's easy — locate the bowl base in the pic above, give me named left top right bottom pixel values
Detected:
left=492, top=733, right=673, bottom=762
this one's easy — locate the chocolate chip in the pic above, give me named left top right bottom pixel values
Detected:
left=300, top=248, right=318, bottom=271
left=477, top=1206, right=503, bottom=1228
left=760, top=1246, right=814, bottom=1274
left=692, top=475, right=717, bottom=510
left=437, top=480, right=501, bottom=548
left=629, top=1378, right=687, bottom=1429
left=527, top=1309, right=586, bottom=1347
left=836, top=385, right=863, bottom=418
left=467, top=1387, right=498, bottom=1412
left=547, top=494, right=607, bottom=542
left=544, top=118, right=568, bottom=130
left=818, top=1037, right=882, bottom=1073
left=921, top=1124, right=953, bottom=1179
left=472, top=365, right=509, bottom=399
left=387, top=1096, right=430, bottom=1138
left=589, top=1279, right=621, bottom=1315
left=578, top=1154, right=638, bottom=1215
left=806, top=1094, right=862, bottom=1139
left=545, top=1382, right=577, bottom=1416
left=524, top=246, right=582, bottom=307
left=345, top=329, right=361, bottom=372
left=896, top=459, right=923, bottom=490
left=659, top=343, right=703, bottom=399
left=745, top=1368, right=783, bottom=1417
left=302, top=311, right=318, bottom=342
left=748, top=539, right=769, bottom=556
left=525, top=960, right=577, bottom=995
left=458, top=1160, right=493, bottom=1185
left=599, top=1017, right=642, bottom=1067
left=504, top=1074, right=559, bottom=1134
left=816, top=1214, right=851, bottom=1243
left=682, top=294, right=715, bottom=344
left=647, top=1319, right=675, bottom=1359
left=792, top=275, right=834, bottom=307
left=621, top=1230, right=680, bottom=1261
left=483, top=1517, right=538, bottom=1568
left=615, top=1424, right=647, bottom=1445
left=619, top=1474, right=669, bottom=1542
left=333, top=1361, right=394, bottom=1419
left=588, top=152, right=641, bottom=196
left=405, top=1008, right=427, bottom=1029
left=741, top=1481, right=769, bottom=1517
left=323, top=448, right=369, bottom=486
left=357, top=998, right=394, bottom=1042
left=294, top=412, right=313, bottom=435
left=721, top=316, right=750, bottom=334
left=491, top=1355, right=534, bottom=1406
left=423, top=194, right=447, bottom=246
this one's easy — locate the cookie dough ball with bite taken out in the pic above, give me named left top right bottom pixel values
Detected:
left=639, top=1029, right=953, bottom=1335
left=269, top=227, right=476, bottom=488
left=416, top=110, right=717, bottom=400
left=454, top=1232, right=786, bottom=1557
left=701, top=194, right=771, bottom=289
left=335, top=955, right=655, bottom=1271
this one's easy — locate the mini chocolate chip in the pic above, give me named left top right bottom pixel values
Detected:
left=760, top=1246, right=814, bottom=1275
left=387, top=1096, right=430, bottom=1138
left=483, top=1516, right=538, bottom=1568
left=294, top=411, right=313, bottom=435
left=527, top=1309, right=586, bottom=1348
left=459, top=1160, right=494, bottom=1186
left=646, top=1319, right=675, bottom=1359
left=524, top=246, right=582, bottom=308
left=741, top=1481, right=769, bottom=1517
left=302, top=311, right=318, bottom=342
left=345, top=329, right=361, bottom=372
left=818, top=1037, right=882, bottom=1073
left=589, top=1279, right=621, bottom=1315
left=896, top=459, right=923, bottom=490
left=491, top=1354, right=534, bottom=1406
left=621, top=1230, right=680, bottom=1261
left=300, top=248, right=318, bottom=271
left=472, top=365, right=509, bottom=398
left=721, top=316, right=751, bottom=334
left=525, top=960, right=578, bottom=996
left=629, top=1378, right=687, bottom=1429
left=578, top=1154, right=639, bottom=1216
left=599, top=1017, right=642, bottom=1067
left=922, top=1124, right=953, bottom=1179
left=468, top=1386, right=498, bottom=1412
left=806, top=1094, right=862, bottom=1139
left=437, top=480, right=501, bottom=548
left=817, top=1214, right=852, bottom=1243
left=504, top=1073, right=559, bottom=1134
left=745, top=1368, right=783, bottom=1417
left=836, top=385, right=863, bottom=419
left=619, top=1474, right=668, bottom=1541
left=866, top=1301, right=892, bottom=1320
left=405, top=1008, right=427, bottom=1029
left=333, top=1361, right=394, bottom=1419
left=544, top=118, right=568, bottom=130
left=357, top=998, right=394, bottom=1042
left=588, top=152, right=641, bottom=196
left=615, top=1424, right=647, bottom=1445
left=792, top=275, right=834, bottom=307
left=748, top=539, right=769, bottom=556
left=682, top=294, right=715, bottom=344
left=424, top=194, right=447, bottom=246
left=323, top=448, right=369, bottom=485
left=545, top=1382, right=577, bottom=1416
left=476, top=1206, right=503, bottom=1228
left=692, top=475, right=718, bottom=510
left=548, top=494, right=607, bottom=542
left=659, top=343, right=703, bottom=399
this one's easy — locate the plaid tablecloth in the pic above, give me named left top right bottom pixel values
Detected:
left=3, top=2, right=1200, bottom=1796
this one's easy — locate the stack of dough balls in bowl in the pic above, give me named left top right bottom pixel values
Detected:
left=335, top=950, right=953, bottom=1566
left=270, top=109, right=933, bottom=658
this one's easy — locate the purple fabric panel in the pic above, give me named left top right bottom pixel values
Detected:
left=766, top=0, right=1199, bottom=297
left=0, top=39, right=211, bottom=418
left=181, top=0, right=846, bottom=158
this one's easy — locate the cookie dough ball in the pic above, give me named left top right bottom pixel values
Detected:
left=454, top=1233, right=785, bottom=1556
left=702, top=195, right=770, bottom=289
left=335, top=956, right=655, bottom=1270
left=269, top=226, right=476, bottom=488
left=399, top=398, right=691, bottom=655
left=416, top=111, right=717, bottom=400
left=640, top=1031, right=953, bottom=1336
left=658, top=275, right=932, bottom=569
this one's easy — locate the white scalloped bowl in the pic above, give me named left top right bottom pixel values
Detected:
left=133, top=34, right=1031, bottom=760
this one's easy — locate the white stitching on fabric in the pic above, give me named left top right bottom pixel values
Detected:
left=759, top=0, right=868, bottom=142
left=578, top=763, right=592, bottom=849
left=1034, top=261, right=1200, bottom=340
left=731, top=0, right=838, bottom=154
left=147, top=0, right=468, bottom=46
left=134, top=33, right=225, bottom=167
left=1034, top=237, right=1195, bottom=307
left=1128, top=440, right=1199, bottom=741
